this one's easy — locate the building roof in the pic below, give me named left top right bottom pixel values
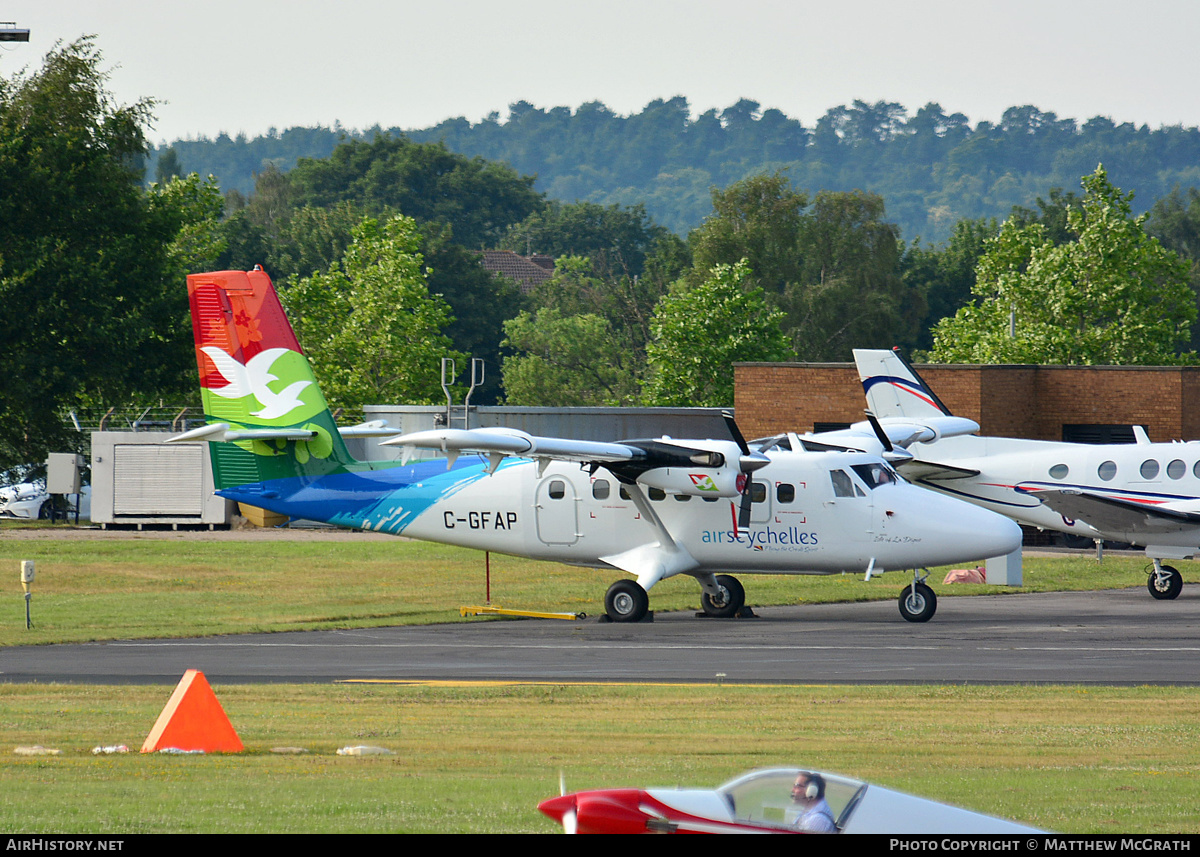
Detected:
left=481, top=250, right=555, bottom=294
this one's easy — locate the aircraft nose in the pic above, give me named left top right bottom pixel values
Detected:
left=945, top=495, right=1023, bottom=558
left=905, top=488, right=1023, bottom=561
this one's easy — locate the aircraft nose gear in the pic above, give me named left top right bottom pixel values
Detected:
left=604, top=579, right=650, bottom=622
left=898, top=570, right=937, bottom=622
left=1147, top=560, right=1183, bottom=600
left=700, top=574, right=746, bottom=618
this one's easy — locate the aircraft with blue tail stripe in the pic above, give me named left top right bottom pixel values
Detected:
left=169, top=269, right=1021, bottom=623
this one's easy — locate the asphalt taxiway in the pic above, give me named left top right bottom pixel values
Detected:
left=3, top=587, right=1198, bottom=685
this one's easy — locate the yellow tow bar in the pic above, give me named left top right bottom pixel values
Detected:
left=459, top=605, right=586, bottom=621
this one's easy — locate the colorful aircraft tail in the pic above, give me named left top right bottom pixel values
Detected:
left=182, top=268, right=356, bottom=489
left=853, top=349, right=953, bottom=421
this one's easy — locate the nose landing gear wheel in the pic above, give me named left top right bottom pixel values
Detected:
left=605, top=579, right=650, bottom=622
left=898, top=582, right=937, bottom=622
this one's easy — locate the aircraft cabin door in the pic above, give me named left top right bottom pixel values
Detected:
left=534, top=476, right=580, bottom=545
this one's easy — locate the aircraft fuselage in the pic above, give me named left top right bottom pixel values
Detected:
left=218, top=446, right=1019, bottom=578
left=908, top=434, right=1200, bottom=548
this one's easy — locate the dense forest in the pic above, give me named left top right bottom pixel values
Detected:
left=153, top=98, right=1200, bottom=243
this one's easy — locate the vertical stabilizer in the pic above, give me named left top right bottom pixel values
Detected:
left=186, top=269, right=355, bottom=488
left=853, top=348, right=952, bottom=420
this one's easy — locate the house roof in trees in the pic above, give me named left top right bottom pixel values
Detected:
left=481, top=250, right=555, bottom=294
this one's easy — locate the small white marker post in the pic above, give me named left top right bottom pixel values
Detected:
left=20, top=560, right=34, bottom=629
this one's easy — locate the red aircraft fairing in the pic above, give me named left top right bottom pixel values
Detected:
left=539, top=768, right=1044, bottom=834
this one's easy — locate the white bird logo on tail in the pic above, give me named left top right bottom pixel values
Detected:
left=201, top=346, right=312, bottom=420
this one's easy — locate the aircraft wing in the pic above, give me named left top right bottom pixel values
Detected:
left=895, top=459, right=981, bottom=481
left=1029, top=489, right=1200, bottom=535
left=380, top=427, right=639, bottom=464
left=382, top=426, right=769, bottom=501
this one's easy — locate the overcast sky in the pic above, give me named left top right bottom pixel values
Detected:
left=4, top=0, right=1198, bottom=145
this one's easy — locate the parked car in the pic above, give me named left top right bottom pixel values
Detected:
left=0, top=477, right=90, bottom=521
left=0, top=478, right=49, bottom=519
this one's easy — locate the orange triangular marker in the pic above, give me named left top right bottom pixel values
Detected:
left=141, top=669, right=244, bottom=753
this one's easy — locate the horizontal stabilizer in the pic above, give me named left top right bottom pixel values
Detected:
left=1030, top=489, right=1200, bottom=535
left=167, top=421, right=398, bottom=444
left=165, top=423, right=316, bottom=444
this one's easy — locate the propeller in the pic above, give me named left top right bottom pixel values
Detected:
left=722, top=411, right=769, bottom=528
left=865, top=411, right=914, bottom=465
left=558, top=772, right=577, bottom=834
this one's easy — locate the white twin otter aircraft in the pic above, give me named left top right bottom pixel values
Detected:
left=171, top=269, right=1022, bottom=624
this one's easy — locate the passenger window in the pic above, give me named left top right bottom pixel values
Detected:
left=776, top=483, right=795, bottom=504
left=1168, top=459, right=1186, bottom=479
left=674, top=493, right=692, bottom=502
left=1049, top=464, right=1069, bottom=480
left=592, top=479, right=610, bottom=500
left=648, top=487, right=666, bottom=501
left=1097, top=461, right=1117, bottom=481
left=619, top=486, right=630, bottom=501
left=548, top=480, right=566, bottom=499
left=750, top=482, right=766, bottom=503
left=1140, top=459, right=1160, bottom=479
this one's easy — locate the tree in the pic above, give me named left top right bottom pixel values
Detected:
left=501, top=200, right=674, bottom=280
left=785, top=190, right=918, bottom=359
left=930, top=167, right=1196, bottom=364
left=280, top=215, right=462, bottom=410
left=901, top=217, right=997, bottom=349
left=643, top=261, right=792, bottom=407
left=687, top=172, right=808, bottom=293
left=687, top=174, right=915, bottom=359
left=500, top=308, right=640, bottom=406
left=287, top=134, right=543, bottom=248
left=0, top=39, right=205, bottom=471
left=1147, top=187, right=1200, bottom=350
left=500, top=256, right=647, bottom=406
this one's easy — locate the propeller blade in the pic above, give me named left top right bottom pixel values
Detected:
left=865, top=410, right=915, bottom=465
left=722, top=410, right=750, bottom=456
left=738, top=480, right=753, bottom=529
left=865, top=410, right=893, bottom=452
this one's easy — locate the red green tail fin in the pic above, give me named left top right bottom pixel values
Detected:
left=184, top=268, right=355, bottom=488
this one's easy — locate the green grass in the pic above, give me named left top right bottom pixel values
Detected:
left=0, top=528, right=1174, bottom=647
left=0, top=683, right=1197, bottom=833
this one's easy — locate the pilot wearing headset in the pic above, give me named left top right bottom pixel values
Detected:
left=791, top=771, right=837, bottom=833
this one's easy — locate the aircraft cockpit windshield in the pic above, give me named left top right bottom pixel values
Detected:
left=851, top=462, right=898, bottom=488
left=717, top=768, right=866, bottom=832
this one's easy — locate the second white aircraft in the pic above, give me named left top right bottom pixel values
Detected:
left=853, top=348, right=1200, bottom=601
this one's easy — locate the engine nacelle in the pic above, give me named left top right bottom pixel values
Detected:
left=636, top=465, right=742, bottom=498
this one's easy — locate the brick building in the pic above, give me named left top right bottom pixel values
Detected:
left=734, top=362, right=1200, bottom=444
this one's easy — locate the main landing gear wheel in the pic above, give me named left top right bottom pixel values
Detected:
left=701, top=574, right=745, bottom=618
left=898, top=582, right=937, bottom=623
left=605, top=579, right=650, bottom=623
left=1148, top=565, right=1183, bottom=600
